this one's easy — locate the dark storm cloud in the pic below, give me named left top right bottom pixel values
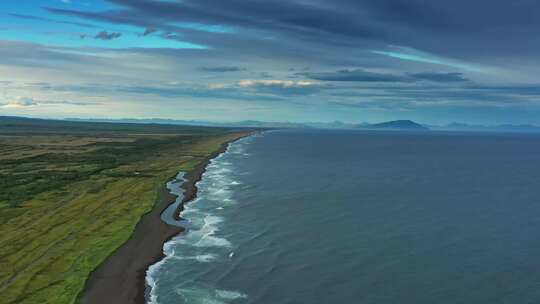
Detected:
left=39, top=2, right=477, bottom=74
left=94, top=31, right=122, bottom=40
left=47, top=0, right=384, bottom=39
left=45, top=0, right=540, bottom=61
left=44, top=1, right=385, bottom=55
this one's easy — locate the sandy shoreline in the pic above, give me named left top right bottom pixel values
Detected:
left=77, top=132, right=252, bottom=304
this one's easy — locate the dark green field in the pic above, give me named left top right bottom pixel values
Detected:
left=0, top=117, right=252, bottom=304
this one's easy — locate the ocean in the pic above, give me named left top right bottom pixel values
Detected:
left=146, top=129, right=540, bottom=304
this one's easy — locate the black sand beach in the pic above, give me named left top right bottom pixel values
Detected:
left=77, top=133, right=252, bottom=304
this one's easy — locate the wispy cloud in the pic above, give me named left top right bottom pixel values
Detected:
left=1, top=96, right=37, bottom=108
left=301, top=69, right=470, bottom=83
left=1, top=96, right=99, bottom=108
left=299, top=69, right=408, bottom=82
left=371, top=47, right=490, bottom=73
left=237, top=79, right=326, bottom=96
left=94, top=31, right=122, bottom=41
left=408, top=72, right=469, bottom=83
left=201, top=66, right=244, bottom=72
left=140, top=27, right=158, bottom=37
left=8, top=13, right=97, bottom=28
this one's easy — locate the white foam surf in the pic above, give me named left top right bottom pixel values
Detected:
left=146, top=136, right=255, bottom=304
left=172, top=253, right=217, bottom=263
left=175, top=286, right=248, bottom=304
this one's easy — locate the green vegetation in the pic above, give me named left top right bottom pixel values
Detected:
left=0, top=117, right=252, bottom=304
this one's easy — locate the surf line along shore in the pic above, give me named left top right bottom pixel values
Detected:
left=77, top=132, right=255, bottom=304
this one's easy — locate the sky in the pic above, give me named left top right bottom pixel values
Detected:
left=1, top=0, right=540, bottom=125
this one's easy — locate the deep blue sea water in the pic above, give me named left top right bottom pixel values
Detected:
left=147, top=129, right=540, bottom=304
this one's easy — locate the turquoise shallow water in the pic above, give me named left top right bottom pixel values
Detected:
left=147, top=129, right=540, bottom=304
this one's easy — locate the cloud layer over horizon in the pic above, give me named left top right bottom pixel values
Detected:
left=1, top=0, right=540, bottom=125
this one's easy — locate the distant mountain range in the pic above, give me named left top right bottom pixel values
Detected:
left=359, top=120, right=429, bottom=130
left=67, top=118, right=540, bottom=132
left=67, top=118, right=308, bottom=129
left=4, top=116, right=540, bottom=133
left=66, top=118, right=430, bottom=130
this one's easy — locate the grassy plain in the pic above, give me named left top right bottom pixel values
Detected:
left=0, top=117, right=251, bottom=304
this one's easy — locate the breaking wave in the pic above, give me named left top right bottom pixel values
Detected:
left=146, top=137, right=253, bottom=304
